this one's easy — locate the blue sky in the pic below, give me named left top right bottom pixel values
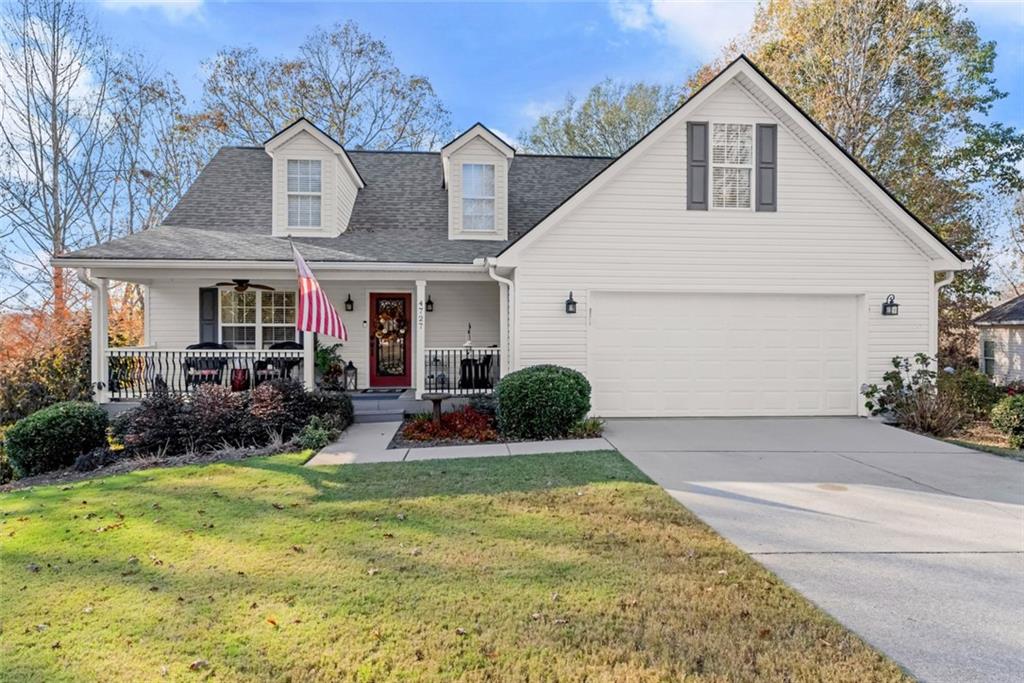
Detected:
left=93, top=0, right=1024, bottom=145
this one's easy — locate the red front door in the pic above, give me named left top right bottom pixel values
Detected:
left=369, top=293, right=413, bottom=387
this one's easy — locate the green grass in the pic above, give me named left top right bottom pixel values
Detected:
left=1, top=451, right=908, bottom=682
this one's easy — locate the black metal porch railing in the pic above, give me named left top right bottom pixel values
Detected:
left=424, top=347, right=501, bottom=396
left=106, top=348, right=306, bottom=400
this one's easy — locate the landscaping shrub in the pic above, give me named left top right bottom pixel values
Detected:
left=73, top=447, right=121, bottom=472
left=111, top=393, right=189, bottom=456
left=4, top=401, right=108, bottom=477
left=938, top=368, right=1003, bottom=419
left=468, top=394, right=497, bottom=417
left=0, top=427, right=13, bottom=484
left=249, top=379, right=310, bottom=440
left=402, top=406, right=498, bottom=442
left=495, top=365, right=591, bottom=440
left=307, top=390, right=354, bottom=431
left=189, top=384, right=256, bottom=451
left=861, top=353, right=966, bottom=437
left=295, top=415, right=338, bottom=451
left=991, top=395, right=1024, bottom=449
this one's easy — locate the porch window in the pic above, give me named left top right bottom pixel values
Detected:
left=462, top=163, right=495, bottom=231
left=287, top=159, right=322, bottom=227
left=711, top=123, right=753, bottom=209
left=220, top=290, right=297, bottom=349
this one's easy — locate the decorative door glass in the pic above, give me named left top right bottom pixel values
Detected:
left=374, top=296, right=408, bottom=378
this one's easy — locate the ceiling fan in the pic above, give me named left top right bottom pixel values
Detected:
left=213, top=279, right=275, bottom=292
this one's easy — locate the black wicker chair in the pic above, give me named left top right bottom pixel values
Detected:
left=458, top=354, right=494, bottom=390
left=182, top=342, right=230, bottom=390
left=254, top=341, right=303, bottom=385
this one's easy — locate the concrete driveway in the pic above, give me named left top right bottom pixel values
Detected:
left=605, top=417, right=1024, bottom=683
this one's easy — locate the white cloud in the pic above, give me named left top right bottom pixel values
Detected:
left=99, top=0, right=204, bottom=23
left=608, top=0, right=757, bottom=58
left=521, top=99, right=561, bottom=122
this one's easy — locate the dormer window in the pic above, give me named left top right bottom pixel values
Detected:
left=462, top=163, right=496, bottom=231
left=287, top=159, right=322, bottom=227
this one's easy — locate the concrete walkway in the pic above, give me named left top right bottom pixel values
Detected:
left=305, top=421, right=612, bottom=465
left=606, top=417, right=1024, bottom=683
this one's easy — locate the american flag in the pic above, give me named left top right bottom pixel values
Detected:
left=292, top=243, right=347, bottom=341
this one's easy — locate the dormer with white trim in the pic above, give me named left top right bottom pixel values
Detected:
left=265, top=118, right=365, bottom=238
left=442, top=123, right=515, bottom=241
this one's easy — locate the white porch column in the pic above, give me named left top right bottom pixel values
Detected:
left=142, top=284, right=151, bottom=346
left=95, top=278, right=110, bottom=403
left=498, top=282, right=510, bottom=376
left=415, top=279, right=427, bottom=399
left=303, top=331, right=315, bottom=390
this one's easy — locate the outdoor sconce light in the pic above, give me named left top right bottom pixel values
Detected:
left=343, top=360, right=358, bottom=391
left=881, top=294, right=899, bottom=316
left=425, top=295, right=434, bottom=312
left=565, top=291, right=577, bottom=315
left=344, top=294, right=354, bottom=312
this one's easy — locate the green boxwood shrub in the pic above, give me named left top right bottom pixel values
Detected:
left=307, top=390, right=354, bottom=431
left=991, top=395, right=1024, bottom=449
left=495, top=365, right=591, bottom=440
left=4, top=401, right=108, bottom=477
left=938, top=368, right=1003, bottom=419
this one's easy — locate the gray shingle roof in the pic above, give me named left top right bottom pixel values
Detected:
left=974, top=293, right=1024, bottom=325
left=62, top=147, right=612, bottom=263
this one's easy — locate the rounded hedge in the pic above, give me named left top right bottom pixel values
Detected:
left=991, top=394, right=1024, bottom=449
left=495, top=365, right=591, bottom=440
left=5, top=401, right=108, bottom=477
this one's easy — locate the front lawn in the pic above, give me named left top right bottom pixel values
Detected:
left=1, top=451, right=907, bottom=682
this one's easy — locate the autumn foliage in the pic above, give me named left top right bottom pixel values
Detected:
left=401, top=406, right=498, bottom=443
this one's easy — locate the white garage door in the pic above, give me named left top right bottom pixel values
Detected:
left=588, top=292, right=860, bottom=417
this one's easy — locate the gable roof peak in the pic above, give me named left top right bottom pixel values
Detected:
left=263, top=117, right=365, bottom=189
left=442, top=122, right=516, bottom=158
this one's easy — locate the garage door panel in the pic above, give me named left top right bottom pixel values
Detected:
left=589, top=292, right=859, bottom=416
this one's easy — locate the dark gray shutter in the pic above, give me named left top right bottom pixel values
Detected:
left=687, top=122, right=709, bottom=210
left=199, top=287, right=218, bottom=343
left=755, top=124, right=777, bottom=212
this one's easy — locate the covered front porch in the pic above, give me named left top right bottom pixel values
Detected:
left=78, top=262, right=510, bottom=403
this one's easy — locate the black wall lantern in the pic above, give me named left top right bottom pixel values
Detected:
left=881, top=294, right=899, bottom=316
left=343, top=360, right=358, bottom=391
left=425, top=295, right=434, bottom=312
left=344, top=294, right=354, bottom=312
left=565, top=291, right=577, bottom=315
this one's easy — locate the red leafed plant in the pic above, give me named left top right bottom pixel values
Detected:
left=402, top=406, right=498, bottom=442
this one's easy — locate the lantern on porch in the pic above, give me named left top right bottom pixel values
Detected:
left=565, top=291, right=578, bottom=315
left=425, top=295, right=434, bottom=312
left=344, top=294, right=354, bottom=312
left=344, top=361, right=358, bottom=391
left=881, top=294, right=899, bottom=316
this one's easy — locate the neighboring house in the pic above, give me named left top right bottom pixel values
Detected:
left=54, top=56, right=966, bottom=417
left=973, top=293, right=1024, bottom=384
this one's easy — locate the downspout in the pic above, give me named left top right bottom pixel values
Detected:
left=482, top=258, right=515, bottom=373
left=932, top=270, right=957, bottom=365
left=76, top=268, right=107, bottom=403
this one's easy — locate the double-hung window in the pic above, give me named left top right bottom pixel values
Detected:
left=287, top=159, right=322, bottom=228
left=462, top=163, right=495, bottom=231
left=220, top=290, right=297, bottom=349
left=982, top=340, right=997, bottom=377
left=711, top=123, right=754, bottom=209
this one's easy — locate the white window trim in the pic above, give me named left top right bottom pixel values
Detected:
left=218, top=290, right=299, bottom=349
left=461, top=162, right=497, bottom=232
left=709, top=120, right=755, bottom=212
left=981, top=339, right=997, bottom=377
left=287, top=159, right=323, bottom=229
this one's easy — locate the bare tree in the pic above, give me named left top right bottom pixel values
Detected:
left=197, top=21, right=451, bottom=149
left=0, top=0, right=112, bottom=318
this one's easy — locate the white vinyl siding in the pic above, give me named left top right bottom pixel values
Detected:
left=979, top=326, right=1024, bottom=384
left=271, top=129, right=359, bottom=237
left=461, top=163, right=496, bottom=231
left=711, top=123, right=753, bottom=209
left=512, top=79, right=935, bottom=415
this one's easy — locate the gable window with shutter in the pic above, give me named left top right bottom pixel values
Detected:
left=462, top=163, right=496, bottom=231
left=711, top=123, right=754, bottom=209
left=287, top=159, right=322, bottom=228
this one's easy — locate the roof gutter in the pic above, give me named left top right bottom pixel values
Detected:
left=478, top=257, right=515, bottom=371
left=52, top=258, right=484, bottom=272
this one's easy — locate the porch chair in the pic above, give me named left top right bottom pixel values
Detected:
left=254, top=341, right=303, bottom=385
left=182, top=342, right=230, bottom=391
left=458, top=353, right=494, bottom=391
